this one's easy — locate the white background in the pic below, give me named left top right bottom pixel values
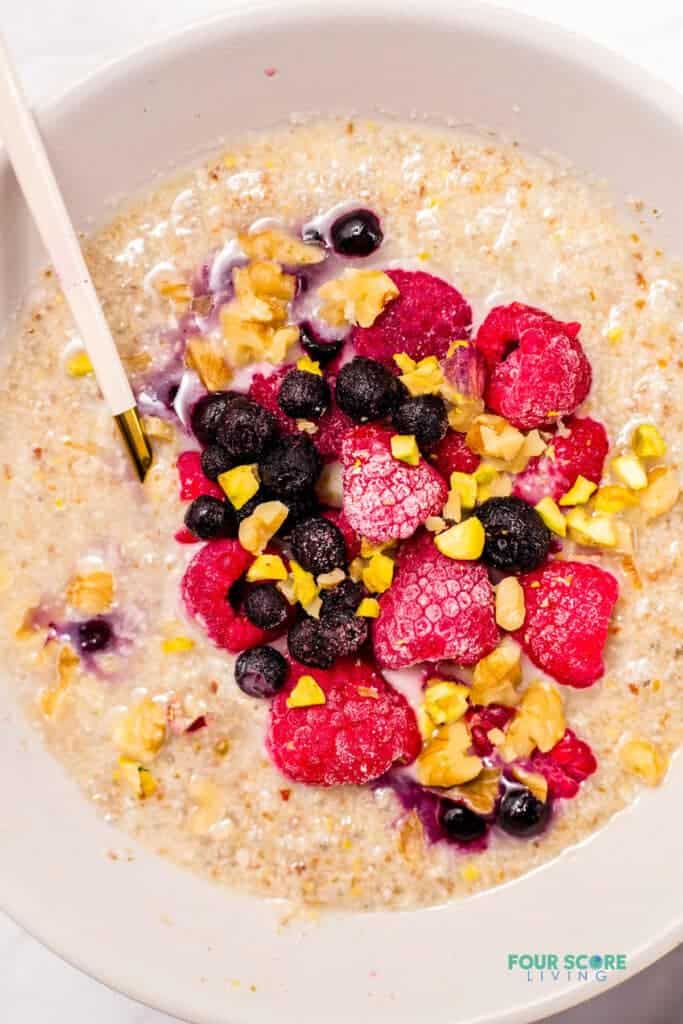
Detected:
left=0, top=1, right=681, bottom=1021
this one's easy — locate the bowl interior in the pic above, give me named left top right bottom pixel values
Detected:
left=0, top=5, right=681, bottom=1023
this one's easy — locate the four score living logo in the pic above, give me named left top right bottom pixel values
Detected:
left=507, top=952, right=628, bottom=983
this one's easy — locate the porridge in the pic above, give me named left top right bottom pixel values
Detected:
left=0, top=118, right=680, bottom=910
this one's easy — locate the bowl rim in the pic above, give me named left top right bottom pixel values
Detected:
left=2, top=2, right=683, bottom=1022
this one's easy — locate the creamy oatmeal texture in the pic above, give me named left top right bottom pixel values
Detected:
left=0, top=118, right=681, bottom=909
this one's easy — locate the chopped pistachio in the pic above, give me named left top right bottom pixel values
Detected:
left=286, top=674, right=326, bottom=709
left=495, top=576, right=526, bottom=631
left=611, top=453, right=648, bottom=491
left=631, top=423, right=666, bottom=459
left=565, top=507, right=617, bottom=548
left=434, top=517, right=485, bottom=560
left=390, top=434, right=420, bottom=466
left=218, top=464, right=260, bottom=510
left=362, top=552, right=395, bottom=593
left=113, top=696, right=166, bottom=764
left=162, top=636, right=195, bottom=654
left=247, top=553, right=288, bottom=582
left=65, top=351, right=94, bottom=377
left=296, top=355, right=322, bottom=376
left=238, top=500, right=288, bottom=554
left=640, top=466, right=680, bottom=521
left=449, top=471, right=478, bottom=509
left=559, top=475, right=597, bottom=506
left=594, top=485, right=640, bottom=514
left=535, top=496, right=567, bottom=536
left=356, top=597, right=380, bottom=618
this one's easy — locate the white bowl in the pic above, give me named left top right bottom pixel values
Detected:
left=1, top=3, right=681, bottom=1022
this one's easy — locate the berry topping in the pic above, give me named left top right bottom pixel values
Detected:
left=216, top=396, right=279, bottom=461
left=235, top=645, right=289, bottom=698
left=392, top=394, right=448, bottom=451
left=340, top=425, right=448, bottom=542
left=311, top=394, right=355, bottom=459
left=289, top=516, right=347, bottom=575
left=439, top=801, right=488, bottom=843
left=299, top=322, right=345, bottom=367
left=498, top=787, right=550, bottom=837
left=476, top=303, right=591, bottom=430
left=278, top=368, right=331, bottom=420
left=531, top=728, right=597, bottom=799
left=322, top=508, right=361, bottom=561
left=249, top=366, right=299, bottom=434
left=190, top=390, right=238, bottom=445
left=267, top=658, right=421, bottom=786
left=514, top=560, right=619, bottom=687
left=319, top=607, right=368, bottom=658
left=258, top=434, right=321, bottom=497
left=177, top=450, right=224, bottom=501
left=428, top=430, right=481, bottom=477
left=512, top=416, right=609, bottom=505
left=320, top=578, right=365, bottom=618
left=181, top=539, right=267, bottom=652
left=335, top=356, right=405, bottom=423
left=465, top=704, right=516, bottom=757
left=243, top=583, right=289, bottom=631
left=76, top=617, right=113, bottom=653
left=373, top=531, right=499, bottom=670
left=477, top=496, right=551, bottom=574
left=287, top=616, right=335, bottom=668
left=200, top=444, right=234, bottom=481
left=330, top=208, right=384, bottom=257
left=184, top=495, right=237, bottom=540
left=352, top=269, right=471, bottom=366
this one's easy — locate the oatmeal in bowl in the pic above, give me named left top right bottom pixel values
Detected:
left=1, top=117, right=680, bottom=911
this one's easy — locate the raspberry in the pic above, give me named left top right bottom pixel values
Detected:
left=323, top=508, right=361, bottom=561
left=514, top=561, right=619, bottom=687
left=181, top=539, right=267, bottom=653
left=249, top=366, right=298, bottom=435
left=512, top=417, right=609, bottom=505
left=340, top=425, right=448, bottom=541
left=267, top=658, right=421, bottom=786
left=373, top=531, right=499, bottom=670
left=428, top=430, right=480, bottom=477
left=475, top=303, right=591, bottom=430
left=175, top=526, right=200, bottom=544
left=531, top=728, right=597, bottom=798
left=465, top=704, right=516, bottom=757
left=177, top=450, right=224, bottom=501
left=312, top=389, right=355, bottom=459
left=352, top=269, right=472, bottom=366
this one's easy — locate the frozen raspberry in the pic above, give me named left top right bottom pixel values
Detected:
left=512, top=417, right=609, bottom=505
left=313, top=387, right=355, bottom=459
left=181, top=539, right=267, bottom=652
left=177, top=450, right=224, bottom=501
left=514, top=561, right=619, bottom=687
left=428, top=430, right=481, bottom=477
left=530, top=728, right=597, bottom=799
left=323, top=508, right=361, bottom=561
left=267, top=658, right=421, bottom=786
left=465, top=704, right=516, bottom=757
left=373, top=531, right=499, bottom=670
left=475, top=303, right=591, bottom=430
left=352, top=269, right=472, bottom=366
left=340, top=425, right=448, bottom=542
left=249, top=366, right=298, bottom=435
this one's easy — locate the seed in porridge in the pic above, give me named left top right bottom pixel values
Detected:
left=278, top=368, right=330, bottom=421
left=243, top=583, right=289, bottom=631
left=299, top=322, right=345, bottom=368
left=258, top=434, right=321, bottom=498
left=335, top=356, right=404, bottom=423
left=319, top=578, right=365, bottom=618
left=391, top=394, right=448, bottom=451
left=631, top=423, right=666, bottom=459
left=184, top=495, right=237, bottom=540
left=290, top=516, right=347, bottom=576
left=498, top=788, right=550, bottom=838
left=200, top=444, right=235, bottom=482
left=287, top=616, right=334, bottom=669
left=215, top=396, right=279, bottom=463
left=76, top=617, right=113, bottom=654
left=161, top=635, right=195, bottom=654
left=235, top=644, right=289, bottom=698
left=477, top=497, right=551, bottom=574
left=190, top=391, right=239, bottom=446
left=439, top=801, right=488, bottom=844
left=330, top=209, right=384, bottom=258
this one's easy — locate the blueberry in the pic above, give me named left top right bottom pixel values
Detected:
left=289, top=516, right=347, bottom=575
left=243, top=584, right=289, bottom=631
left=216, top=396, right=279, bottom=462
left=299, top=322, right=345, bottom=367
left=392, top=395, right=448, bottom=451
left=320, top=578, right=365, bottom=618
left=76, top=618, right=112, bottom=654
left=498, top=788, right=550, bottom=838
left=335, top=356, right=404, bottom=423
left=277, top=491, right=320, bottom=532
left=200, top=444, right=234, bottom=481
left=439, top=801, right=488, bottom=843
left=287, top=616, right=335, bottom=668
left=235, top=645, right=289, bottom=698
left=330, top=209, right=383, bottom=257
left=320, top=607, right=368, bottom=658
left=278, top=369, right=331, bottom=420
left=477, top=496, right=551, bottom=574
left=258, top=435, right=321, bottom=498
left=184, top=495, right=236, bottom=539
left=190, top=391, right=239, bottom=446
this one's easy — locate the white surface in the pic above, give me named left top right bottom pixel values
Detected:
left=0, top=2, right=682, bottom=1022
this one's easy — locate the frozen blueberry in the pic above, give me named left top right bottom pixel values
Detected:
left=278, top=368, right=331, bottom=420
left=321, top=607, right=368, bottom=658
left=200, top=444, right=234, bottom=481
left=184, top=495, right=236, bottom=540
left=335, top=356, right=404, bottom=423
left=330, top=209, right=383, bottom=257
left=498, top=788, right=550, bottom=838
left=439, top=801, right=488, bottom=843
left=289, top=516, right=347, bottom=575
left=392, top=395, right=448, bottom=451
left=216, top=396, right=279, bottom=462
left=320, top=578, right=365, bottom=618
left=76, top=618, right=112, bottom=654
left=277, top=491, right=320, bottom=532
left=287, top=616, right=335, bottom=668
left=190, top=391, right=239, bottom=446
left=243, top=584, right=289, bottom=631
left=477, top=496, right=551, bottom=574
left=259, top=435, right=321, bottom=498
left=235, top=645, right=289, bottom=698
left=299, top=322, right=345, bottom=367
